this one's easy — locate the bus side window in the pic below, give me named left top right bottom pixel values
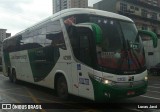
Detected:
left=68, top=26, right=79, bottom=59
left=79, top=32, right=92, bottom=66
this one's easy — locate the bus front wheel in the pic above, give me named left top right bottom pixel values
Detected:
left=56, top=75, right=68, bottom=100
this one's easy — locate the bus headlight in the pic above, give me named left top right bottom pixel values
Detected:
left=144, top=76, right=148, bottom=81
left=102, top=79, right=114, bottom=85
left=89, top=74, right=115, bottom=86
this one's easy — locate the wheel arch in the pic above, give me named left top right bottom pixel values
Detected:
left=54, top=70, right=71, bottom=94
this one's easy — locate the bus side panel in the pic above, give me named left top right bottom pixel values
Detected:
left=77, top=63, right=95, bottom=101
left=9, top=50, right=34, bottom=82
left=28, top=46, right=60, bottom=82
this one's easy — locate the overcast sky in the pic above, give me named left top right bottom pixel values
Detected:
left=0, top=0, right=101, bottom=36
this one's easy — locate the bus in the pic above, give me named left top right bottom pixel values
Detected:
left=2, top=8, right=156, bottom=102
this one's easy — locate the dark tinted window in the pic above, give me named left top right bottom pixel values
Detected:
left=20, top=20, right=66, bottom=50
left=3, top=20, right=66, bottom=52
left=3, top=35, right=22, bottom=52
left=79, top=29, right=92, bottom=66
left=68, top=27, right=93, bottom=66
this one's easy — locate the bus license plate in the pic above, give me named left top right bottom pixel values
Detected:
left=127, top=91, right=135, bottom=95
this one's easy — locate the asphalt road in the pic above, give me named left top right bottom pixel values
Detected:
left=0, top=72, right=159, bottom=112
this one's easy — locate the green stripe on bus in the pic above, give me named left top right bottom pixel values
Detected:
left=28, top=46, right=60, bottom=82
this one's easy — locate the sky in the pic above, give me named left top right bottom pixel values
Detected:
left=0, top=0, right=101, bottom=36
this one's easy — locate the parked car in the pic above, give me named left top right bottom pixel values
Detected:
left=148, top=63, right=160, bottom=75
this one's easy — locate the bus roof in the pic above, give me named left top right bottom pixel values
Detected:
left=58, top=8, right=133, bottom=22
left=4, top=8, right=133, bottom=41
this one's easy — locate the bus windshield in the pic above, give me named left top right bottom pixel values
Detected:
left=96, top=19, right=145, bottom=74
left=64, top=14, right=145, bottom=75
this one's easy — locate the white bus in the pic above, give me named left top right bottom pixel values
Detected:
left=2, top=8, right=153, bottom=102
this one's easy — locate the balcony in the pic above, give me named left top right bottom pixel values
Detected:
left=118, top=10, right=160, bottom=25
left=124, top=0, right=160, bottom=11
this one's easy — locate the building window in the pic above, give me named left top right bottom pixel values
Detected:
left=135, top=7, right=139, bottom=11
left=142, top=24, right=148, bottom=30
left=153, top=28, right=157, bottom=33
left=148, top=52, right=154, bottom=55
left=151, top=12, right=157, bottom=20
left=141, top=9, right=148, bottom=18
left=130, top=6, right=134, bottom=9
left=120, top=3, right=127, bottom=12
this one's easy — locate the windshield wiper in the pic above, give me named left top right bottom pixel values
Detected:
left=126, top=40, right=142, bottom=69
left=118, top=39, right=130, bottom=71
left=119, top=39, right=142, bottom=72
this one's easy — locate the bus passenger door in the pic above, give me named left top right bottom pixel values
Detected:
left=70, top=26, right=95, bottom=99
left=78, top=27, right=95, bottom=99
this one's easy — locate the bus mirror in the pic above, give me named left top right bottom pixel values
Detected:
left=90, top=23, right=103, bottom=44
left=74, top=23, right=103, bottom=44
left=138, top=30, right=158, bottom=48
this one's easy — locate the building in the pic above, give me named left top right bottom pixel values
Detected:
left=93, top=0, right=160, bottom=37
left=6, top=33, right=11, bottom=38
left=140, top=0, right=160, bottom=7
left=0, top=29, right=7, bottom=65
left=0, top=29, right=11, bottom=65
left=53, top=0, right=88, bottom=13
left=0, top=29, right=7, bottom=42
left=0, top=29, right=10, bottom=41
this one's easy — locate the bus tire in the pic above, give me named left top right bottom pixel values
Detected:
left=12, top=69, right=18, bottom=84
left=56, top=75, right=68, bottom=100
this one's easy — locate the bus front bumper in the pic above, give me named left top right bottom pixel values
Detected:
left=90, top=77, right=148, bottom=102
left=103, top=83, right=147, bottom=99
